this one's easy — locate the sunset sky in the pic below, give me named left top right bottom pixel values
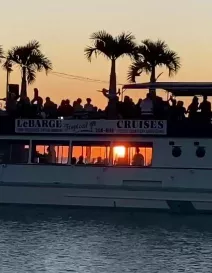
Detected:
left=0, top=0, right=212, bottom=108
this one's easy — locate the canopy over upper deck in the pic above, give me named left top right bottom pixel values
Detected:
left=122, top=82, right=212, bottom=96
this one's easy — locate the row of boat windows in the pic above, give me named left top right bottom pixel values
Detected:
left=0, top=140, right=153, bottom=167
left=172, top=146, right=206, bottom=158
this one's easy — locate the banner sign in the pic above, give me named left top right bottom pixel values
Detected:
left=15, top=119, right=167, bottom=135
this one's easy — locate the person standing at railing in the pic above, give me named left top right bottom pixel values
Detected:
left=140, top=93, right=153, bottom=116
left=199, top=95, right=211, bottom=123
left=31, top=88, right=43, bottom=118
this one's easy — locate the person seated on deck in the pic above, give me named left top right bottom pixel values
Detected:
left=57, top=100, right=67, bottom=117
left=176, top=101, right=186, bottom=121
left=120, top=96, right=136, bottom=119
left=84, top=98, right=94, bottom=112
left=132, top=148, right=144, bottom=167
left=135, top=99, right=142, bottom=117
left=154, top=96, right=166, bottom=118
left=102, top=88, right=122, bottom=119
left=71, top=157, right=77, bottom=165
left=95, top=157, right=102, bottom=165
left=64, top=99, right=73, bottom=117
left=17, top=96, right=32, bottom=118
left=103, top=158, right=109, bottom=165
left=31, top=88, right=43, bottom=106
left=187, top=96, right=199, bottom=120
left=140, top=93, right=153, bottom=117
left=4, top=92, right=17, bottom=117
left=46, top=146, right=56, bottom=164
left=199, top=95, right=211, bottom=123
left=77, top=156, right=85, bottom=165
left=74, top=98, right=83, bottom=112
left=44, top=97, right=57, bottom=118
left=168, top=96, right=178, bottom=121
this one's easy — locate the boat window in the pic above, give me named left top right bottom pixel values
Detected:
left=0, top=139, right=29, bottom=164
left=71, top=141, right=110, bottom=165
left=112, top=142, right=153, bottom=167
left=196, top=146, right=205, bottom=158
left=172, top=146, right=182, bottom=157
left=31, top=140, right=70, bottom=164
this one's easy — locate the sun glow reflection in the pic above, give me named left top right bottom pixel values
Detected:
left=114, top=146, right=126, bottom=158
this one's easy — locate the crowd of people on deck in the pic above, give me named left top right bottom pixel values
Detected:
left=0, top=87, right=211, bottom=123
left=0, top=88, right=102, bottom=119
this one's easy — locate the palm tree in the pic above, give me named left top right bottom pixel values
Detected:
left=4, top=59, right=13, bottom=99
left=127, top=39, right=181, bottom=83
left=0, top=45, right=4, bottom=61
left=85, top=31, right=136, bottom=96
left=5, top=40, right=52, bottom=98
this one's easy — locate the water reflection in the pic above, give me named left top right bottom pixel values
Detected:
left=0, top=207, right=212, bottom=273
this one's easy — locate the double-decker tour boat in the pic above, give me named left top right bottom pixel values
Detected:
left=1, top=82, right=212, bottom=213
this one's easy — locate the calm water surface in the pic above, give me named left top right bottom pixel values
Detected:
left=0, top=207, right=211, bottom=273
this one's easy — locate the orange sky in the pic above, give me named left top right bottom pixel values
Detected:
left=1, top=0, right=212, bottom=109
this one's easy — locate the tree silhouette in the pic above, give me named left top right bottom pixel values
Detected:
left=5, top=40, right=52, bottom=97
left=0, top=45, right=4, bottom=61
left=128, top=39, right=181, bottom=83
left=85, top=30, right=136, bottom=96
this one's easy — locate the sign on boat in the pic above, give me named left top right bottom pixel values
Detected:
left=15, top=119, right=167, bottom=135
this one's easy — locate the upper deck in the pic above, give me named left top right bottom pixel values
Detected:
left=1, top=82, right=212, bottom=138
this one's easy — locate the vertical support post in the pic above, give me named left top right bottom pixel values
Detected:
left=28, top=139, right=32, bottom=164
left=68, top=140, right=72, bottom=165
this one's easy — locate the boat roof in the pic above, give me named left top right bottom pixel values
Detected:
left=122, top=82, right=212, bottom=96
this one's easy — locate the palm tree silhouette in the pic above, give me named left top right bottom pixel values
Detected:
left=5, top=40, right=52, bottom=98
left=127, top=39, right=181, bottom=83
left=85, top=31, right=136, bottom=96
left=0, top=45, right=4, bottom=61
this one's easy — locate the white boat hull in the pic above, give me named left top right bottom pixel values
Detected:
left=1, top=184, right=212, bottom=213
left=1, top=164, right=212, bottom=213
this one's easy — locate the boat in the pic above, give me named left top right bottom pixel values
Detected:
left=1, top=81, right=212, bottom=213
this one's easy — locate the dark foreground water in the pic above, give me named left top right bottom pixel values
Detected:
left=0, top=208, right=212, bottom=273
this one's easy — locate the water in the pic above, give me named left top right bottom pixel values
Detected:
left=0, top=208, right=212, bottom=273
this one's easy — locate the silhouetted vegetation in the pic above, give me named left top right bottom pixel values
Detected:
left=0, top=46, right=4, bottom=63
left=128, top=39, right=181, bottom=83
left=3, top=40, right=52, bottom=97
left=85, top=31, right=137, bottom=96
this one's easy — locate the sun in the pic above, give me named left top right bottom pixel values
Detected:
left=114, top=146, right=126, bottom=158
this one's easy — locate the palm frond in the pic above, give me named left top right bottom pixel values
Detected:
left=156, top=72, right=163, bottom=81
left=127, top=60, right=151, bottom=82
left=116, top=32, right=135, bottom=43
left=133, top=39, right=181, bottom=79
left=90, top=30, right=113, bottom=43
left=25, top=40, right=40, bottom=50
left=6, top=47, right=22, bottom=65
left=26, top=66, right=36, bottom=84
left=28, top=51, right=52, bottom=73
left=84, top=31, right=115, bottom=61
left=114, top=32, right=136, bottom=59
left=85, top=30, right=136, bottom=61
left=84, top=46, right=98, bottom=62
left=6, top=40, right=52, bottom=90
left=0, top=45, right=4, bottom=61
left=2, top=59, right=13, bottom=72
left=164, top=50, right=181, bottom=76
